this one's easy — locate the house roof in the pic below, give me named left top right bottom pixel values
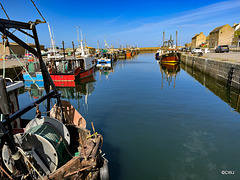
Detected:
left=192, top=32, right=204, bottom=39
left=210, top=25, right=225, bottom=33
left=192, top=34, right=198, bottom=39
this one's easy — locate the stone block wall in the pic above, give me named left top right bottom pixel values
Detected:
left=181, top=54, right=240, bottom=89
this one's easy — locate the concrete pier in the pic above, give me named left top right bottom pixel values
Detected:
left=139, top=47, right=159, bottom=53
left=181, top=54, right=240, bottom=89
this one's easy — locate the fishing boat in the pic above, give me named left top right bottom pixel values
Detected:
left=126, top=51, right=131, bottom=58
left=49, top=56, right=95, bottom=87
left=126, top=48, right=135, bottom=58
left=160, top=49, right=181, bottom=64
left=156, top=31, right=181, bottom=64
left=22, top=55, right=44, bottom=88
left=0, top=14, right=108, bottom=180
left=96, top=57, right=112, bottom=69
left=155, top=49, right=164, bottom=61
left=75, top=27, right=96, bottom=68
left=47, top=25, right=95, bottom=87
left=117, top=49, right=126, bottom=59
left=96, top=48, right=113, bottom=70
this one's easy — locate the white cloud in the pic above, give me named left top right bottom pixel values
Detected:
left=113, top=0, right=240, bottom=36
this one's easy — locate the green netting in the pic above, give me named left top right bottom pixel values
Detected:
left=28, top=62, right=35, bottom=73
left=26, top=123, right=72, bottom=167
left=74, top=152, right=80, bottom=157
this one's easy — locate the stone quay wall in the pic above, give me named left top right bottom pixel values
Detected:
left=181, top=54, right=240, bottom=89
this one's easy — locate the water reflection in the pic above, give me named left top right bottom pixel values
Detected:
left=159, top=62, right=180, bottom=89
left=18, top=53, right=240, bottom=180
left=96, top=60, right=116, bottom=80
left=24, top=84, right=44, bottom=99
left=181, top=63, right=240, bottom=113
left=24, top=75, right=96, bottom=112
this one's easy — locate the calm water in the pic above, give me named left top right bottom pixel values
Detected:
left=19, top=53, right=240, bottom=180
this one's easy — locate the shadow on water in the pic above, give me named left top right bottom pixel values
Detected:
left=0, top=67, right=23, bottom=80
left=90, top=112, right=121, bottom=180
left=101, top=132, right=120, bottom=180
left=181, top=63, right=240, bottom=113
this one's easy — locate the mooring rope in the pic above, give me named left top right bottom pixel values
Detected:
left=9, top=47, right=41, bottom=90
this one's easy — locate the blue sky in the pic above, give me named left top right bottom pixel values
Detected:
left=1, top=0, right=240, bottom=48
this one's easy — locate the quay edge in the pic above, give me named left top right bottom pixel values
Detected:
left=139, top=47, right=159, bottom=53
left=181, top=54, right=240, bottom=89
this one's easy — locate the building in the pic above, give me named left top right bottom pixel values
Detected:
left=233, top=23, right=240, bottom=31
left=209, top=24, right=234, bottom=48
left=0, top=42, right=44, bottom=57
left=191, top=32, right=206, bottom=49
left=232, top=23, right=240, bottom=47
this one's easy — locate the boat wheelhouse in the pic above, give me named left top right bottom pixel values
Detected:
left=117, top=49, right=126, bottom=59
left=49, top=56, right=95, bottom=87
left=96, top=57, right=112, bottom=69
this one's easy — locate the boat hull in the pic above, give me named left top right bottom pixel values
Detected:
left=50, top=67, right=94, bottom=87
left=78, top=67, right=94, bottom=79
left=126, top=52, right=132, bottom=57
left=161, top=53, right=180, bottom=64
left=96, top=59, right=112, bottom=68
left=23, top=72, right=43, bottom=81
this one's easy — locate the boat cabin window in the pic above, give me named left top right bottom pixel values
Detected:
left=79, top=59, right=85, bottom=70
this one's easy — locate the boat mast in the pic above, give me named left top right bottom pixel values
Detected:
left=80, top=27, right=85, bottom=56
left=97, top=41, right=100, bottom=50
left=47, top=22, right=56, bottom=59
left=62, top=41, right=66, bottom=60
left=84, top=35, right=87, bottom=47
left=176, top=31, right=178, bottom=48
left=76, top=26, right=80, bottom=46
left=104, top=40, right=110, bottom=49
left=163, top=31, right=165, bottom=47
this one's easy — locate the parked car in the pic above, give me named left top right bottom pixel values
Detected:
left=191, top=48, right=202, bottom=54
left=186, top=47, right=191, bottom=52
left=181, top=47, right=187, bottom=52
left=215, top=45, right=229, bottom=53
left=5, top=55, right=14, bottom=59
